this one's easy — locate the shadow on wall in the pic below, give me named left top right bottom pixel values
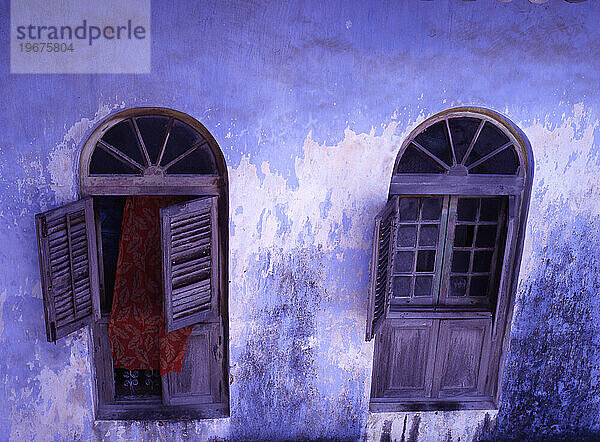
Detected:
left=475, top=205, right=600, bottom=441
left=230, top=247, right=366, bottom=440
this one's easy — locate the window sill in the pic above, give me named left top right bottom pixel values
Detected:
left=369, top=398, right=497, bottom=412
left=95, top=402, right=229, bottom=421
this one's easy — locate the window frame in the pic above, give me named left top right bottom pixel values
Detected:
left=367, top=107, right=533, bottom=412
left=53, top=107, right=230, bottom=420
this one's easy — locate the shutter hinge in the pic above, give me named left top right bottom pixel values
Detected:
left=41, top=217, right=48, bottom=237
left=50, top=321, right=57, bottom=343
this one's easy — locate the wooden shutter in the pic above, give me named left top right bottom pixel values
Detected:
left=161, top=196, right=219, bottom=332
left=35, top=198, right=100, bottom=342
left=366, top=196, right=398, bottom=341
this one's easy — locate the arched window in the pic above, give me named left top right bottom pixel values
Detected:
left=35, top=107, right=229, bottom=419
left=366, top=107, right=533, bottom=411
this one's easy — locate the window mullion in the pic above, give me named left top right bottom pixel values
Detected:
left=436, top=196, right=458, bottom=305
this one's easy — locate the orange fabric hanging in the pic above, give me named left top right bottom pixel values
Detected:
left=108, top=196, right=193, bottom=375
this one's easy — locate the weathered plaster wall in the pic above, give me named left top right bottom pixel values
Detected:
left=1, top=1, right=599, bottom=440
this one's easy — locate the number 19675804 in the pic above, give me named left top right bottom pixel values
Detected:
left=19, top=42, right=74, bottom=52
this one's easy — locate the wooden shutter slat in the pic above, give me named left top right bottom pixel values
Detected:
left=173, top=297, right=211, bottom=318
left=172, top=230, right=211, bottom=248
left=170, top=210, right=211, bottom=227
left=172, top=277, right=211, bottom=300
left=47, top=223, right=67, bottom=235
left=173, top=293, right=211, bottom=313
left=162, top=196, right=219, bottom=332
left=172, top=255, right=211, bottom=277
left=171, top=221, right=211, bottom=238
left=71, top=235, right=88, bottom=248
left=171, top=237, right=211, bottom=256
left=365, top=196, right=398, bottom=341
left=172, top=269, right=210, bottom=288
left=173, top=284, right=211, bottom=305
left=36, top=198, right=101, bottom=342
left=171, top=215, right=210, bottom=238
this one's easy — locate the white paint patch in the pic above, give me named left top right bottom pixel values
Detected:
left=8, top=330, right=93, bottom=441
left=518, top=103, right=600, bottom=277
left=47, top=103, right=124, bottom=204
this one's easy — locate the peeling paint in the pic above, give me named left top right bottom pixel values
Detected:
left=1, top=1, right=600, bottom=440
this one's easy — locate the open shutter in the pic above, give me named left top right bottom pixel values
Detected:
left=366, top=195, right=398, bottom=341
left=161, top=196, right=219, bottom=332
left=35, top=198, right=100, bottom=342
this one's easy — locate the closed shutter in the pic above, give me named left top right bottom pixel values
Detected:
left=161, top=196, right=219, bottom=332
left=366, top=196, right=398, bottom=341
left=35, top=198, right=100, bottom=342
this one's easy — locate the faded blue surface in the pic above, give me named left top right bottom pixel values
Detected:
left=1, top=0, right=600, bottom=440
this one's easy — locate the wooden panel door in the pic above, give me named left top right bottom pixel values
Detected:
left=162, top=322, right=223, bottom=406
left=371, top=319, right=438, bottom=399
left=433, top=318, right=492, bottom=399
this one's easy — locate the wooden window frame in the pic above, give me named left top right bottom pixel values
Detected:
left=367, top=107, right=534, bottom=412
left=37, top=107, right=230, bottom=420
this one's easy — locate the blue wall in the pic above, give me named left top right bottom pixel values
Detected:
left=1, top=0, right=599, bottom=440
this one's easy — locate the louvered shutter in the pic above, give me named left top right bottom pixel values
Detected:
left=365, top=196, right=398, bottom=341
left=161, top=196, right=219, bottom=332
left=35, top=198, right=101, bottom=342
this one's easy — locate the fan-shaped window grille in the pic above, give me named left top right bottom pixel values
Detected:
left=396, top=114, right=523, bottom=176
left=89, top=117, right=216, bottom=175
left=81, top=108, right=225, bottom=196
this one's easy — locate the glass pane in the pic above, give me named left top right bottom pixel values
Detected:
left=392, top=276, right=412, bottom=298
left=90, top=145, right=138, bottom=174
left=161, top=119, right=205, bottom=167
left=476, top=225, right=498, bottom=248
left=457, top=198, right=477, bottom=221
left=480, top=198, right=500, bottom=221
left=414, top=121, right=452, bottom=167
left=166, top=144, right=217, bottom=174
left=471, top=147, right=518, bottom=175
left=416, top=250, right=436, bottom=272
left=395, top=251, right=414, bottom=273
left=419, top=224, right=439, bottom=247
left=135, top=116, right=170, bottom=165
left=421, top=198, right=442, bottom=220
left=414, top=276, right=433, bottom=297
left=454, top=225, right=474, bottom=247
left=397, top=144, right=445, bottom=173
left=465, top=122, right=509, bottom=166
left=399, top=198, right=419, bottom=221
left=470, top=275, right=489, bottom=297
left=102, top=120, right=146, bottom=167
left=449, top=276, right=467, bottom=297
left=448, top=117, right=481, bottom=164
left=397, top=225, right=417, bottom=247
left=451, top=251, right=470, bottom=273
left=473, top=251, right=493, bottom=272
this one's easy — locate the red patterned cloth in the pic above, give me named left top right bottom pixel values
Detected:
left=108, top=196, right=193, bottom=375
